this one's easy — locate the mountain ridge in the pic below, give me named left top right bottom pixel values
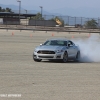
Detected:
left=0, top=4, right=100, bottom=18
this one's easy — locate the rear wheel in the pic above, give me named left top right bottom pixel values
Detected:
left=62, top=52, right=68, bottom=63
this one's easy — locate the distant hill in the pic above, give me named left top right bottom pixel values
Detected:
left=0, top=4, right=61, bottom=16
left=0, top=4, right=100, bottom=17
left=50, top=7, right=100, bottom=18
left=0, top=4, right=18, bottom=10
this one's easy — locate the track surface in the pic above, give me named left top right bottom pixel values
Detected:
left=0, top=30, right=100, bottom=100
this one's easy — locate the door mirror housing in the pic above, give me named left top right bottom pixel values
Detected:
left=68, top=43, right=70, bottom=47
left=40, top=44, right=43, bottom=46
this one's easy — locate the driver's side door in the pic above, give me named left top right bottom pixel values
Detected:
left=67, top=41, right=76, bottom=58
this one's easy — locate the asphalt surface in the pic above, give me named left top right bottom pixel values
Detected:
left=0, top=30, right=100, bottom=100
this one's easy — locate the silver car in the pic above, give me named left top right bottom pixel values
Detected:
left=33, top=38, right=80, bottom=62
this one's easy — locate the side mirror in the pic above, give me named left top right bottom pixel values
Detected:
left=68, top=43, right=70, bottom=47
left=40, top=44, right=43, bottom=46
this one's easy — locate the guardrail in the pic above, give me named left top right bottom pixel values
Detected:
left=0, top=25, right=100, bottom=33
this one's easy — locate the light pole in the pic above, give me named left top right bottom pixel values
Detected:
left=17, top=0, right=21, bottom=24
left=25, top=9, right=27, bottom=26
left=39, top=6, right=43, bottom=19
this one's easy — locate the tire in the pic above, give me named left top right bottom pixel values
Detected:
left=33, top=56, right=42, bottom=62
left=34, top=58, right=42, bottom=62
left=62, top=52, right=68, bottom=63
left=75, top=51, right=80, bottom=62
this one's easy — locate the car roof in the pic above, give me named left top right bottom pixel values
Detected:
left=47, top=38, right=69, bottom=41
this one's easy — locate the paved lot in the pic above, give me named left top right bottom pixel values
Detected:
left=0, top=30, right=100, bottom=100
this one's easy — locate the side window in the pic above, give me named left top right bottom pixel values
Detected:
left=64, top=41, right=67, bottom=46
left=68, top=41, right=74, bottom=47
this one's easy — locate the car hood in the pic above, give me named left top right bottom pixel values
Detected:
left=35, top=45, right=65, bottom=51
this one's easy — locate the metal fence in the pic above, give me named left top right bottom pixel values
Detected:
left=42, top=15, right=100, bottom=27
left=0, top=14, right=100, bottom=32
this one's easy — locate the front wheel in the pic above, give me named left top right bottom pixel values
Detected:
left=75, top=51, right=80, bottom=62
left=33, top=55, right=42, bottom=62
left=34, top=58, right=42, bottom=62
left=62, top=52, right=68, bottom=63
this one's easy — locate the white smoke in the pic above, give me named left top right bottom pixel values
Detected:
left=73, top=34, right=100, bottom=62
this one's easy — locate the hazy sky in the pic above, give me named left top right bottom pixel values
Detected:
left=0, top=0, right=100, bottom=10
left=0, top=0, right=100, bottom=17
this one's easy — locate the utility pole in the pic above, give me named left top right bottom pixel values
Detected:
left=39, top=6, right=43, bottom=20
left=17, top=0, right=21, bottom=24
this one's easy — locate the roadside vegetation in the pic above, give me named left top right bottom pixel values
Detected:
left=0, top=6, right=13, bottom=12
left=85, top=19, right=98, bottom=29
left=30, top=13, right=44, bottom=20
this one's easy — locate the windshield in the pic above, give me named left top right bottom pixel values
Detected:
left=43, top=40, right=67, bottom=46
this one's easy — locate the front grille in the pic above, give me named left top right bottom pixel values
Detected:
left=56, top=55, right=61, bottom=58
left=37, top=50, right=55, bottom=54
left=38, top=56, right=54, bottom=58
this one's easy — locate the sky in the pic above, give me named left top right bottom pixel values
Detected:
left=0, top=0, right=100, bottom=17
left=0, top=0, right=100, bottom=10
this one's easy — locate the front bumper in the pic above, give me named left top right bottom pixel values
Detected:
left=33, top=52, right=64, bottom=60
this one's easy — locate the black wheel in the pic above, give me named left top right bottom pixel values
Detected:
left=62, top=52, right=68, bottom=63
left=33, top=55, right=42, bottom=62
left=75, top=51, right=80, bottom=62
left=34, top=58, right=42, bottom=62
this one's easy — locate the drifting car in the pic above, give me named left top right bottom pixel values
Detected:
left=33, top=38, right=80, bottom=62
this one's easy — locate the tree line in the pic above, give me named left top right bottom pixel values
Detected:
left=0, top=6, right=13, bottom=12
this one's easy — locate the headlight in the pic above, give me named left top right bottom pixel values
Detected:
left=56, top=50, right=63, bottom=53
left=34, top=49, right=38, bottom=52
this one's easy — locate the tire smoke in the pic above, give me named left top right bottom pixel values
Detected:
left=73, top=34, right=100, bottom=62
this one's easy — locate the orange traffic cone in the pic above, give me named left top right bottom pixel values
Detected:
left=71, top=36, right=74, bottom=38
left=12, top=32, right=14, bottom=36
left=30, top=34, right=32, bottom=37
left=88, top=33, right=91, bottom=38
left=52, top=33, right=54, bottom=36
